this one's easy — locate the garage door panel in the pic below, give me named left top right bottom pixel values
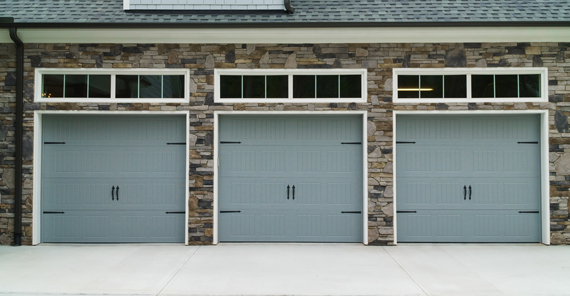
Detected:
left=43, top=179, right=114, bottom=210
left=469, top=179, right=539, bottom=209
left=397, top=178, right=466, bottom=209
left=220, top=179, right=287, bottom=206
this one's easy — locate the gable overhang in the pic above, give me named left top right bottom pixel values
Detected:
left=1, top=22, right=570, bottom=44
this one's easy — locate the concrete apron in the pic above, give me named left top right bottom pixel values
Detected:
left=0, top=244, right=569, bottom=296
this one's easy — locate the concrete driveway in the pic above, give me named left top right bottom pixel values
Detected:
left=0, top=244, right=569, bottom=296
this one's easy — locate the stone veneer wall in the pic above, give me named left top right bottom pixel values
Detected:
left=0, top=42, right=569, bottom=245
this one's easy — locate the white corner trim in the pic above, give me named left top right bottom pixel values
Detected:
left=214, top=68, right=367, bottom=103
left=392, top=110, right=550, bottom=245
left=32, top=110, right=190, bottom=245
left=2, top=27, right=570, bottom=44
left=392, top=67, right=549, bottom=104
left=213, top=111, right=368, bottom=244
left=34, top=68, right=191, bottom=103
left=123, top=0, right=130, bottom=10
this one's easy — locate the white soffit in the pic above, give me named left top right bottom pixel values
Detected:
left=1, top=27, right=570, bottom=44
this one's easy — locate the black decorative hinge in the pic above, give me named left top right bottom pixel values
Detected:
left=396, top=210, right=417, bottom=213
left=220, top=210, right=241, bottom=213
left=396, top=141, right=416, bottom=144
left=220, top=141, right=241, bottom=144
left=44, top=142, right=65, bottom=145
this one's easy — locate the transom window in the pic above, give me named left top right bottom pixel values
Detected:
left=35, top=69, right=190, bottom=103
left=215, top=69, right=367, bottom=103
left=393, top=68, right=547, bottom=103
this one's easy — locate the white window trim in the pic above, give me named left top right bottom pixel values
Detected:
left=34, top=68, right=191, bottom=103
left=392, top=67, right=548, bottom=103
left=214, top=69, right=368, bottom=103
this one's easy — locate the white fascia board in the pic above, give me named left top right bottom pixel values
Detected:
left=124, top=0, right=130, bottom=10
left=1, top=26, right=570, bottom=44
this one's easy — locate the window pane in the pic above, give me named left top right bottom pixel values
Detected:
left=472, top=75, right=494, bottom=98
left=65, top=75, right=88, bottom=98
left=243, top=76, right=265, bottom=98
left=420, top=75, right=443, bottom=98
left=495, top=75, right=518, bottom=98
left=116, top=75, right=139, bottom=98
left=220, top=76, right=242, bottom=98
left=163, top=75, right=185, bottom=98
left=398, top=75, right=419, bottom=98
left=88, top=75, right=111, bottom=98
left=43, top=75, right=64, bottom=98
left=340, top=75, right=362, bottom=98
left=293, top=75, right=315, bottom=98
left=317, top=75, right=338, bottom=98
left=519, top=74, right=540, bottom=98
left=266, top=75, right=288, bottom=98
left=140, top=75, right=162, bottom=98
left=444, top=75, right=467, bottom=98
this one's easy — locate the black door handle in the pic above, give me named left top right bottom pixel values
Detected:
left=287, top=185, right=290, bottom=200
left=116, top=186, right=119, bottom=201
left=292, top=185, right=295, bottom=200
left=463, top=185, right=466, bottom=200
left=112, top=186, right=115, bottom=200
left=468, top=185, right=472, bottom=200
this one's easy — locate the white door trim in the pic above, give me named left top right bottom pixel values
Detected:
left=213, top=111, right=368, bottom=245
left=392, top=110, right=550, bottom=245
left=32, top=110, right=191, bottom=245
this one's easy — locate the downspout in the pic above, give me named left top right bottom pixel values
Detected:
left=8, top=25, right=23, bottom=246
left=285, top=0, right=295, bottom=14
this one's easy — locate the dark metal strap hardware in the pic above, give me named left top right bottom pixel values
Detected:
left=112, top=186, right=115, bottom=201
left=167, top=142, right=186, bottom=145
left=341, top=142, right=361, bottom=145
left=518, top=141, right=538, bottom=144
left=519, top=211, right=539, bottom=213
left=396, top=141, right=416, bottom=144
left=43, top=211, right=65, bottom=214
left=166, top=211, right=185, bottom=214
left=116, top=186, right=119, bottom=201
left=468, top=185, right=472, bottom=200
left=292, top=185, right=295, bottom=200
left=287, top=185, right=290, bottom=200
left=220, top=141, right=241, bottom=144
left=44, top=142, right=65, bottom=145
left=464, top=185, right=466, bottom=200
left=341, top=211, right=362, bottom=214
left=220, top=210, right=241, bottom=213
left=397, top=211, right=417, bottom=213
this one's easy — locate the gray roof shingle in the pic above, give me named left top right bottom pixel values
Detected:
left=1, top=0, right=570, bottom=25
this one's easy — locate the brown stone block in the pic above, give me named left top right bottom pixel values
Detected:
left=550, top=138, right=570, bottom=145
left=194, top=126, right=214, bottom=131
left=504, top=105, right=515, bottom=110
left=188, top=195, right=199, bottom=210
left=112, top=64, right=132, bottom=68
left=192, top=176, right=204, bottom=188
left=420, top=63, right=445, bottom=68
left=204, top=228, right=213, bottom=237
left=233, top=103, right=245, bottom=110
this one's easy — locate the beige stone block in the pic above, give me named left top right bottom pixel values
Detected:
left=525, top=47, right=541, bottom=55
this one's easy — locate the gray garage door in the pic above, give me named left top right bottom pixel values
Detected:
left=41, top=115, right=186, bottom=243
left=218, top=115, right=363, bottom=242
left=396, top=114, right=541, bottom=243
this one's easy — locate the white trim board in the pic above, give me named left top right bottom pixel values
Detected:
left=2, top=27, right=570, bottom=44
left=213, top=111, right=369, bottom=245
left=32, top=110, right=191, bottom=245
left=392, top=110, right=550, bottom=245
